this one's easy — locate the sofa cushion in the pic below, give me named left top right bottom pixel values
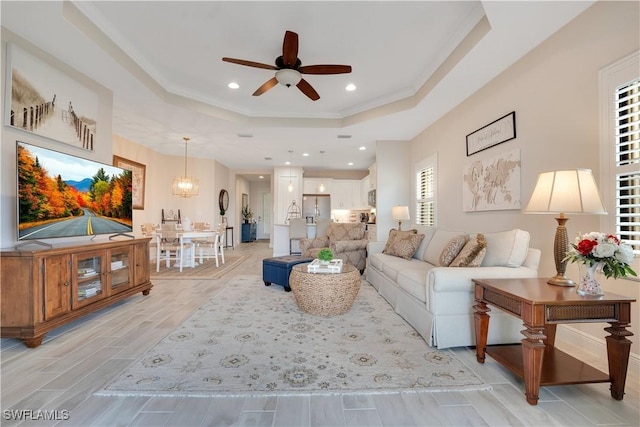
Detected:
left=333, top=239, right=368, bottom=252
left=397, top=262, right=433, bottom=303
left=480, top=229, right=531, bottom=267
left=383, top=229, right=424, bottom=260
left=423, top=228, right=466, bottom=265
left=380, top=254, right=413, bottom=282
left=450, top=234, right=487, bottom=267
left=439, top=235, right=469, bottom=266
left=411, top=225, right=437, bottom=260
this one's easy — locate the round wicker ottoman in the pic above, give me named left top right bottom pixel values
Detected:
left=289, top=263, right=361, bottom=316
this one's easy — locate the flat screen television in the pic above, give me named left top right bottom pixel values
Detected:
left=17, top=141, right=133, bottom=241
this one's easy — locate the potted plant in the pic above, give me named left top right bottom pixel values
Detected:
left=317, top=248, right=333, bottom=265
left=242, top=205, right=253, bottom=224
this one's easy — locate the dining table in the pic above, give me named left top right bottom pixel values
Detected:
left=156, top=229, right=218, bottom=272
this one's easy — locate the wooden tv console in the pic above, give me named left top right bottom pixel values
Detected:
left=1, top=238, right=153, bottom=348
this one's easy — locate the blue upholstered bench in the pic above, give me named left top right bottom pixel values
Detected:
left=263, top=256, right=314, bottom=292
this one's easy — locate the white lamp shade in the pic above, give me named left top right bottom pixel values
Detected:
left=391, top=205, right=411, bottom=221
left=525, top=169, right=607, bottom=214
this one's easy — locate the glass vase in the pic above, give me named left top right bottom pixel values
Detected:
left=577, top=262, right=605, bottom=296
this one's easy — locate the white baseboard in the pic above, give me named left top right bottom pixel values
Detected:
left=557, top=325, right=640, bottom=393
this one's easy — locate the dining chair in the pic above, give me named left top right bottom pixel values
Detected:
left=157, top=224, right=185, bottom=272
left=196, top=233, right=221, bottom=266
left=215, top=223, right=226, bottom=265
left=141, top=223, right=158, bottom=261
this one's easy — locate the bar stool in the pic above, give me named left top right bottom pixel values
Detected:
left=289, top=218, right=308, bottom=255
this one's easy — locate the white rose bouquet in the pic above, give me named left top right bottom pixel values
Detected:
left=564, top=232, right=637, bottom=279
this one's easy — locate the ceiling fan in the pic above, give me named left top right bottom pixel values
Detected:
left=222, top=30, right=352, bottom=101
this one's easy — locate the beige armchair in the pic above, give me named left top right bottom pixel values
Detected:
left=299, top=222, right=367, bottom=273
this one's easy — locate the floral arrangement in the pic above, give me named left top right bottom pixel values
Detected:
left=317, top=248, right=333, bottom=262
left=241, top=205, right=253, bottom=220
left=564, top=232, right=637, bottom=279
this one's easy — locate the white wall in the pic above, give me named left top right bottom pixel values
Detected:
left=375, top=140, right=411, bottom=241
left=1, top=29, right=113, bottom=248
left=408, top=1, right=639, bottom=354
left=112, top=135, right=223, bottom=238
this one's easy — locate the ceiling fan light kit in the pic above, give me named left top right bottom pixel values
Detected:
left=276, top=69, right=301, bottom=87
left=222, top=30, right=351, bottom=101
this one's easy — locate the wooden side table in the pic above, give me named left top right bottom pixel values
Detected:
left=472, top=278, right=635, bottom=405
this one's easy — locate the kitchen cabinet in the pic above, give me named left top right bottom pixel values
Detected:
left=1, top=238, right=153, bottom=348
left=331, top=180, right=362, bottom=210
left=360, top=176, right=371, bottom=208
left=303, top=178, right=332, bottom=195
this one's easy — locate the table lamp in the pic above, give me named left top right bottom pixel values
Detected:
left=525, top=169, right=607, bottom=286
left=391, top=206, right=410, bottom=231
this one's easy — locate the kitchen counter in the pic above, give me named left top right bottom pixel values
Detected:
left=272, top=223, right=317, bottom=257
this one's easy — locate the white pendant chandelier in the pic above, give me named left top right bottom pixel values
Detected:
left=172, top=137, right=199, bottom=198
left=319, top=150, right=325, bottom=192
left=287, top=150, right=294, bottom=192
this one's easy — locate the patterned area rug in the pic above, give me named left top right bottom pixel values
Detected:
left=150, top=254, right=248, bottom=280
left=98, top=275, right=487, bottom=396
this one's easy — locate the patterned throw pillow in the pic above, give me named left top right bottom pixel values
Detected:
left=383, top=229, right=424, bottom=260
left=439, top=235, right=469, bottom=266
left=450, top=234, right=487, bottom=267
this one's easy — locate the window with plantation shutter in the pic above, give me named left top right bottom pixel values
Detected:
left=614, top=78, right=640, bottom=254
left=415, top=154, right=437, bottom=226
left=600, top=51, right=640, bottom=279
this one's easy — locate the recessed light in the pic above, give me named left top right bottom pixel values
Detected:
left=345, top=83, right=356, bottom=91
left=348, top=162, right=354, bottom=166
left=285, top=161, right=291, bottom=165
left=359, top=146, right=366, bottom=151
left=259, top=175, right=264, bottom=179
left=228, top=82, right=239, bottom=89
left=302, top=153, right=309, bottom=157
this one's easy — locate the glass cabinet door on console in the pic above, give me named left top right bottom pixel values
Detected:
left=72, top=250, right=105, bottom=309
left=108, top=246, right=132, bottom=295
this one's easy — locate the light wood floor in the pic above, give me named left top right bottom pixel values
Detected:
left=2, top=241, right=638, bottom=427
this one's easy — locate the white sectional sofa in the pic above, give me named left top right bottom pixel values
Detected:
left=366, top=226, right=541, bottom=349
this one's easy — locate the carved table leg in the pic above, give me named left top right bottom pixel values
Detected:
left=604, top=321, right=633, bottom=400
left=521, top=324, right=546, bottom=405
left=473, top=300, right=490, bottom=363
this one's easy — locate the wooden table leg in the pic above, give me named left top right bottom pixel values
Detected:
left=604, top=321, right=633, bottom=400
left=521, top=324, right=546, bottom=405
left=473, top=300, right=490, bottom=363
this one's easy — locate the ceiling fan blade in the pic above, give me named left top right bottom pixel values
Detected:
left=252, top=77, right=279, bottom=96
left=298, top=64, right=352, bottom=75
left=296, top=78, right=320, bottom=101
left=222, top=57, right=277, bottom=70
left=282, top=31, right=299, bottom=67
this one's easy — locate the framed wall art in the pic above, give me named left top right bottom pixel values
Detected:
left=4, top=43, right=99, bottom=151
left=462, top=148, right=521, bottom=212
left=113, top=155, right=146, bottom=210
left=466, top=111, right=516, bottom=156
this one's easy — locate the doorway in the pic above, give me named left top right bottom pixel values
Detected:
left=257, top=187, right=271, bottom=240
